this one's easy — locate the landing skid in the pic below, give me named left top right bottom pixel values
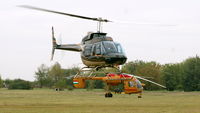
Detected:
left=74, top=66, right=121, bottom=78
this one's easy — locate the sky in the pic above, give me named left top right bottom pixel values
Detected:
left=0, top=0, right=199, bottom=81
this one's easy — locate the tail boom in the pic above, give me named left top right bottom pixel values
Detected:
left=51, top=26, right=82, bottom=61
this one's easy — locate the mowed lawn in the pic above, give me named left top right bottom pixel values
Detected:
left=0, top=88, right=199, bottom=113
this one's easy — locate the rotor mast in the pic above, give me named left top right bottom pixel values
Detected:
left=96, top=17, right=111, bottom=33
left=97, top=18, right=103, bottom=32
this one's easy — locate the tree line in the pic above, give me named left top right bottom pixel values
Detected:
left=0, top=56, right=200, bottom=91
left=122, top=56, right=200, bottom=91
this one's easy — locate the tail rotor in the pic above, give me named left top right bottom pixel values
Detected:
left=51, top=26, right=57, bottom=61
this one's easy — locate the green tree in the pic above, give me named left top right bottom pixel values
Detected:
left=35, top=63, right=79, bottom=89
left=48, top=62, right=64, bottom=83
left=63, top=67, right=80, bottom=89
left=35, top=64, right=53, bottom=88
left=182, top=56, right=200, bottom=91
left=8, top=79, right=33, bottom=90
left=162, top=63, right=183, bottom=91
left=122, top=60, right=163, bottom=90
left=4, top=79, right=12, bottom=88
left=54, top=79, right=67, bottom=89
left=64, top=67, right=79, bottom=76
left=94, top=80, right=104, bottom=89
left=122, top=61, right=139, bottom=74
left=0, top=75, right=3, bottom=88
left=86, top=80, right=95, bottom=90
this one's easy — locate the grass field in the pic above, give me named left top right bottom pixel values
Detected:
left=0, top=88, right=199, bottom=113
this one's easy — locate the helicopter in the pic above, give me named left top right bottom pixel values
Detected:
left=20, top=5, right=127, bottom=69
left=20, top=5, right=166, bottom=97
left=72, top=71, right=166, bottom=98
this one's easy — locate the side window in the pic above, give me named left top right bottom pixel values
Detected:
left=95, top=44, right=101, bottom=55
left=115, top=43, right=124, bottom=54
left=136, top=79, right=142, bottom=89
left=128, top=81, right=135, bottom=87
left=84, top=45, right=92, bottom=56
left=92, top=43, right=101, bottom=55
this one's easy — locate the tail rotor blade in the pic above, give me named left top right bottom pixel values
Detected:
left=51, top=47, right=55, bottom=61
left=51, top=26, right=57, bottom=61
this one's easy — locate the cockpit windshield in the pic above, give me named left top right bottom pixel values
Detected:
left=135, top=79, right=143, bottom=89
left=102, top=41, right=125, bottom=54
left=103, top=41, right=117, bottom=53
left=115, top=43, right=124, bottom=54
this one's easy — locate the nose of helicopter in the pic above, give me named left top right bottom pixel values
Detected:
left=105, top=54, right=127, bottom=65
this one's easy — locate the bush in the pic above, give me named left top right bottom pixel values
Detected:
left=54, top=79, right=67, bottom=89
left=0, top=76, right=3, bottom=88
left=8, top=79, right=33, bottom=90
left=182, top=56, right=200, bottom=91
left=67, top=86, right=74, bottom=91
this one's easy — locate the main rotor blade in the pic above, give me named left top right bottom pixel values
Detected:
left=19, top=5, right=111, bottom=22
left=114, top=20, right=177, bottom=26
left=134, top=75, right=166, bottom=88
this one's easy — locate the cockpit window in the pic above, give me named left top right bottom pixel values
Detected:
left=128, top=81, right=135, bottom=87
left=102, top=41, right=117, bottom=53
left=83, top=44, right=92, bottom=56
left=115, top=43, right=124, bottom=53
left=102, top=41, right=125, bottom=54
left=92, top=33, right=106, bottom=38
left=92, top=43, right=102, bottom=55
left=135, top=79, right=143, bottom=89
